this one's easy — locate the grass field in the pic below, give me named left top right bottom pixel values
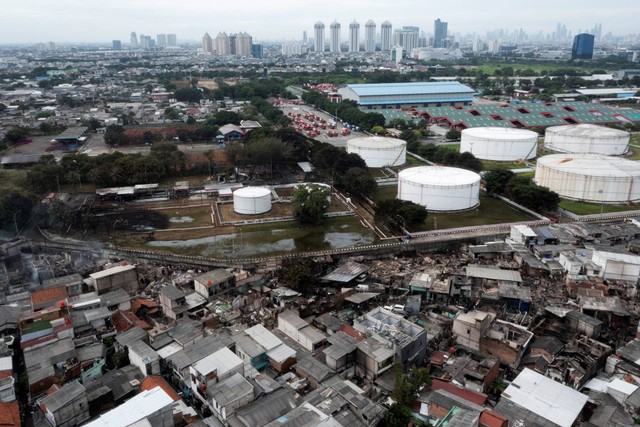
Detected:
left=374, top=185, right=398, bottom=203
left=559, top=199, right=640, bottom=215
left=475, top=63, right=589, bottom=75
left=0, top=170, right=29, bottom=194
left=626, top=146, right=640, bottom=160
left=413, top=194, right=535, bottom=232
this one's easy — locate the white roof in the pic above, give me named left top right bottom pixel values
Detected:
left=266, top=344, right=296, bottom=364
left=546, top=124, right=629, bottom=138
left=0, top=356, right=12, bottom=372
left=502, top=368, right=588, bottom=427
left=233, top=186, right=271, bottom=197
left=90, top=264, right=136, bottom=279
left=156, top=342, right=183, bottom=359
left=192, top=347, right=242, bottom=376
left=84, top=387, right=174, bottom=427
left=512, top=224, right=537, bottom=237
left=462, top=127, right=538, bottom=140
left=245, top=324, right=282, bottom=351
left=398, top=166, right=480, bottom=186
left=593, top=250, right=640, bottom=265
left=537, top=154, right=640, bottom=178
left=347, top=136, right=406, bottom=149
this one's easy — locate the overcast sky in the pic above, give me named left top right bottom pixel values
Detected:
left=1, top=0, right=638, bottom=44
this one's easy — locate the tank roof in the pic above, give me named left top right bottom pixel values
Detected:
left=462, top=127, right=538, bottom=140
left=234, top=186, right=271, bottom=197
left=537, top=154, right=640, bottom=178
left=347, top=136, right=406, bottom=149
left=545, top=124, right=629, bottom=137
left=399, top=166, right=480, bottom=186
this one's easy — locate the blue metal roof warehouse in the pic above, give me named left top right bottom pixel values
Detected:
left=337, top=82, right=475, bottom=110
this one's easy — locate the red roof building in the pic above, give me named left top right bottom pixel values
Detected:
left=111, top=311, right=150, bottom=333
left=31, top=286, right=68, bottom=311
left=430, top=379, right=488, bottom=406
left=140, top=376, right=180, bottom=401
left=0, top=401, right=20, bottom=427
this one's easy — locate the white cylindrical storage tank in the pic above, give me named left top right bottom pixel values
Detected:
left=346, top=136, right=406, bottom=168
left=460, top=127, right=538, bottom=161
left=544, top=124, right=629, bottom=155
left=233, top=187, right=272, bottom=214
left=535, top=154, right=640, bottom=203
left=397, top=166, right=481, bottom=212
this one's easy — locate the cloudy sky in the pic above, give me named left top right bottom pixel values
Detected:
left=0, top=0, right=637, bottom=44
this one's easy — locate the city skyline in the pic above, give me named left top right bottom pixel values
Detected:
left=0, top=0, right=639, bottom=44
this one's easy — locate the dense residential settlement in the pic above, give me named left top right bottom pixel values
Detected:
left=1, top=13, right=640, bottom=427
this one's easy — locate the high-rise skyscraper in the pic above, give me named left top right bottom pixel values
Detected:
left=214, top=32, right=230, bottom=55
left=112, top=40, right=122, bottom=50
left=381, top=21, right=392, bottom=51
left=202, top=32, right=213, bottom=53
left=401, top=26, right=419, bottom=53
left=251, top=43, right=263, bottom=59
left=130, top=32, right=138, bottom=48
left=303, top=31, right=308, bottom=45
left=434, top=19, right=448, bottom=48
left=365, top=20, right=376, bottom=52
left=349, top=21, right=360, bottom=52
left=235, top=32, right=253, bottom=57
left=330, top=21, right=341, bottom=53
left=572, top=33, right=595, bottom=59
left=167, top=34, right=177, bottom=47
left=139, top=34, right=148, bottom=48
left=314, top=22, right=325, bottom=53
left=157, top=34, right=167, bottom=47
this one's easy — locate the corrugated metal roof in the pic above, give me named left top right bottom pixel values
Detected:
left=500, top=368, right=588, bottom=427
left=84, top=387, right=173, bottom=427
left=322, top=262, right=369, bottom=283
left=345, top=82, right=474, bottom=97
left=466, top=265, right=522, bottom=282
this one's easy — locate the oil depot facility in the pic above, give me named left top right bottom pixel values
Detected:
left=376, top=101, right=640, bottom=129
left=337, top=81, right=475, bottom=110
left=460, top=127, right=538, bottom=161
left=535, top=154, right=640, bottom=203
left=346, top=136, right=406, bottom=167
left=397, top=166, right=481, bottom=212
left=544, top=124, right=630, bottom=156
left=233, top=187, right=272, bottom=215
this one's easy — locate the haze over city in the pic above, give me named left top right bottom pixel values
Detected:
left=1, top=0, right=639, bottom=43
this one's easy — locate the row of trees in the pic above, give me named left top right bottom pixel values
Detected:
left=26, top=142, right=188, bottom=192
left=484, top=169, right=560, bottom=212
left=415, top=144, right=484, bottom=173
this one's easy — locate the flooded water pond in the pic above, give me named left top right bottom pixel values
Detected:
left=146, top=217, right=377, bottom=258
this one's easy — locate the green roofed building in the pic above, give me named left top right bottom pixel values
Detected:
left=383, top=101, right=640, bottom=129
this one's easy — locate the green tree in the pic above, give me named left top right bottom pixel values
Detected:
left=164, top=107, right=181, bottom=121
left=26, top=155, right=64, bottom=193
left=104, top=124, right=126, bottom=146
left=371, top=125, right=385, bottom=135
left=245, top=137, right=293, bottom=168
left=293, top=184, right=331, bottom=225
left=174, top=87, right=202, bottom=103
left=483, top=169, right=515, bottom=195
left=446, top=128, right=461, bottom=141
left=277, top=258, right=318, bottom=295
left=376, top=199, right=428, bottom=229
left=3, top=126, right=30, bottom=144
left=224, top=142, right=247, bottom=166
left=0, top=192, right=34, bottom=234
left=383, top=404, right=412, bottom=427
left=339, top=167, right=377, bottom=197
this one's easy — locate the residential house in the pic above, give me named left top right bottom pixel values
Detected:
left=189, top=347, right=244, bottom=406
left=84, top=386, right=175, bottom=427
left=194, top=269, right=236, bottom=301
left=278, top=310, right=327, bottom=352
left=495, top=368, right=589, bottom=427
left=208, top=372, right=255, bottom=423
left=128, top=340, right=160, bottom=376
left=42, top=274, right=83, bottom=297
left=159, top=284, right=188, bottom=320
left=88, top=264, right=139, bottom=295
left=39, top=381, right=90, bottom=427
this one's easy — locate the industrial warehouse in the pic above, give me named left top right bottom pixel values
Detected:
left=337, top=81, right=476, bottom=109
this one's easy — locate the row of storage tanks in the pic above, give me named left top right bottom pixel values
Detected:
left=233, top=124, right=638, bottom=216
left=346, top=125, right=638, bottom=210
